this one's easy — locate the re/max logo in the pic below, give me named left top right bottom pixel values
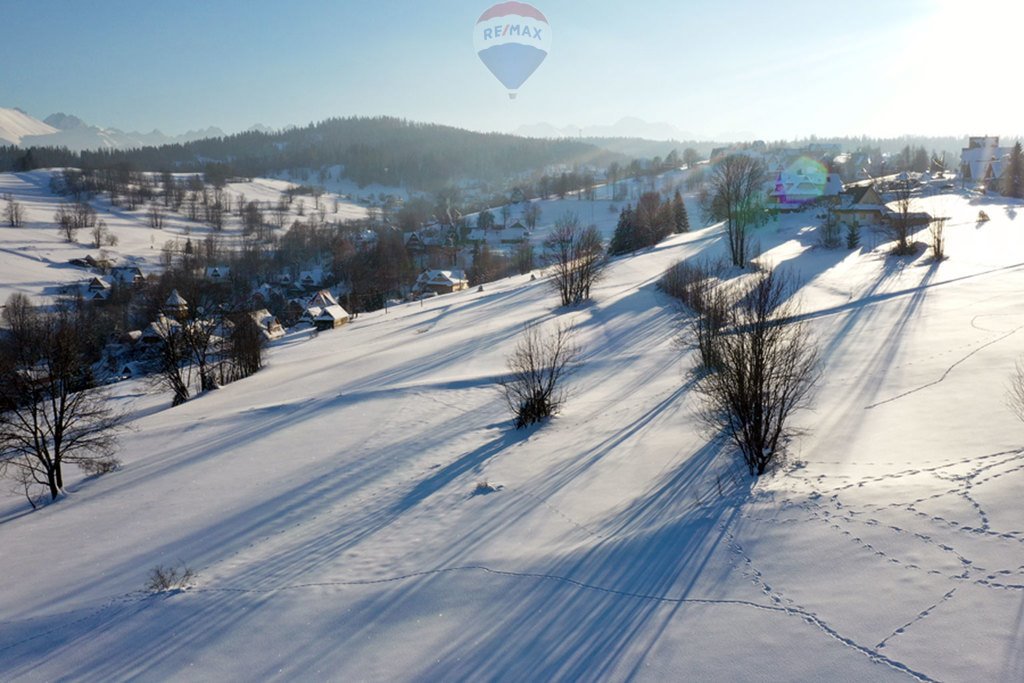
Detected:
left=482, top=24, right=543, bottom=41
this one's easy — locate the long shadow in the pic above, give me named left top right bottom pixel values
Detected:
left=411, top=440, right=753, bottom=681
left=392, top=429, right=528, bottom=513
left=0, top=388, right=501, bottom=616
left=816, top=252, right=915, bottom=366
left=792, top=257, right=1024, bottom=329
left=815, top=259, right=940, bottom=443
left=0, top=402, right=515, bottom=679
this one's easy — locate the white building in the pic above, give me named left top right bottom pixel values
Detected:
left=961, top=136, right=1011, bottom=185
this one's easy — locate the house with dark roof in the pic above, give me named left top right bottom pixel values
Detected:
left=833, top=184, right=891, bottom=229
left=412, top=269, right=469, bottom=296
left=205, top=266, right=231, bottom=283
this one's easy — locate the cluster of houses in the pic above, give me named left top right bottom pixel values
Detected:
left=404, top=219, right=532, bottom=252
left=466, top=220, right=531, bottom=248
left=63, top=264, right=144, bottom=301
left=283, top=289, right=351, bottom=331
left=135, top=289, right=288, bottom=347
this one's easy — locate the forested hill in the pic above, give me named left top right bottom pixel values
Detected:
left=0, top=116, right=620, bottom=191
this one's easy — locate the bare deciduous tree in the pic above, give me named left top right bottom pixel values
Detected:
left=544, top=212, right=607, bottom=307
left=820, top=206, right=841, bottom=248
left=930, top=215, right=947, bottom=261
left=887, top=174, right=916, bottom=255
left=513, top=242, right=535, bottom=275
left=222, top=313, right=265, bottom=383
left=501, top=323, right=580, bottom=429
left=691, top=268, right=820, bottom=475
left=3, top=193, right=24, bottom=227
left=152, top=316, right=201, bottom=407
left=523, top=202, right=542, bottom=229
left=148, top=204, right=165, bottom=230
left=703, top=154, right=767, bottom=267
left=54, top=201, right=97, bottom=242
left=0, top=296, right=123, bottom=503
left=242, top=201, right=264, bottom=237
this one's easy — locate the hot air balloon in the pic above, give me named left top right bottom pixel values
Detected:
left=473, top=2, right=551, bottom=99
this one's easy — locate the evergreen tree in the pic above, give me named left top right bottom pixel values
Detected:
left=609, top=204, right=638, bottom=255
left=846, top=220, right=861, bottom=250
left=1002, top=142, right=1024, bottom=199
left=477, top=209, right=495, bottom=230
left=672, top=190, right=690, bottom=233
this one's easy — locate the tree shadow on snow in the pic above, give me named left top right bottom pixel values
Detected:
left=412, top=436, right=754, bottom=681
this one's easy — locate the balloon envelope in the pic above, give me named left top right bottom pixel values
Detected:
left=474, top=2, right=551, bottom=97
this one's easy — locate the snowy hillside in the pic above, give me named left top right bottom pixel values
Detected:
left=2, top=184, right=1024, bottom=680
left=0, top=108, right=58, bottom=146
left=0, top=170, right=368, bottom=303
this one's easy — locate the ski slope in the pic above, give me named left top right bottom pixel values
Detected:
left=2, top=190, right=1024, bottom=681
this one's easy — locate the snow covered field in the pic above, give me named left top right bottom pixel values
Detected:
left=0, top=171, right=369, bottom=303
left=2, top=185, right=1024, bottom=680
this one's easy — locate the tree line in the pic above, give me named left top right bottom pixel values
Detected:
left=0, top=116, right=621, bottom=193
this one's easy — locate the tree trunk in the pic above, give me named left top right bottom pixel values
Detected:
left=47, top=470, right=60, bottom=501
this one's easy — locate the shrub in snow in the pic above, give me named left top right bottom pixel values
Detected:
left=659, top=258, right=731, bottom=371
left=691, top=267, right=820, bottom=476
left=146, top=564, right=196, bottom=593
left=472, top=481, right=501, bottom=496
left=502, top=323, right=579, bottom=429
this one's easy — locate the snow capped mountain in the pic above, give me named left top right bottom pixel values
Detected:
left=0, top=107, right=58, bottom=145
left=43, top=112, right=89, bottom=130
left=1, top=107, right=227, bottom=151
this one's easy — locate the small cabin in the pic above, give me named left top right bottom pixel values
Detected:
left=314, top=304, right=351, bottom=331
left=163, top=289, right=189, bottom=318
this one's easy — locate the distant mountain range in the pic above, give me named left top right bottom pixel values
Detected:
left=0, top=107, right=241, bottom=151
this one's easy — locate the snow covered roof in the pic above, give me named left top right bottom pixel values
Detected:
left=835, top=204, right=890, bottom=213
left=315, top=304, right=350, bottom=322
left=165, top=289, right=188, bottom=307
left=143, top=314, right=180, bottom=340
left=299, top=269, right=325, bottom=285
left=251, top=309, right=285, bottom=339
left=308, top=289, right=339, bottom=309
left=417, top=270, right=468, bottom=287
left=110, top=265, right=143, bottom=283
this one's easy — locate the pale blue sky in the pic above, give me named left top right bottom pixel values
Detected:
left=2, top=0, right=1021, bottom=140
